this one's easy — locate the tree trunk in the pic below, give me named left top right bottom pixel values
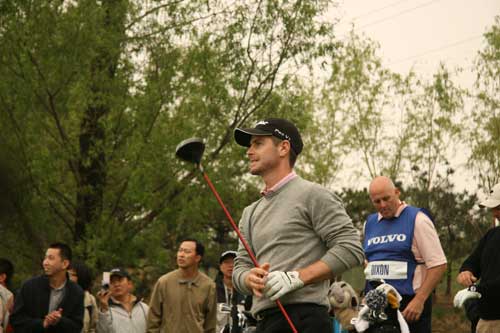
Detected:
left=446, top=260, right=452, bottom=296
left=74, top=0, right=126, bottom=242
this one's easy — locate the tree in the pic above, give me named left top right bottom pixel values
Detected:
left=404, top=64, right=464, bottom=191
left=403, top=172, right=490, bottom=296
left=320, top=30, right=404, bottom=180
left=468, top=16, right=500, bottom=191
left=0, top=0, right=338, bottom=282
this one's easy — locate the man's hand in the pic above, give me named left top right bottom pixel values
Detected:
left=402, top=296, right=424, bottom=323
left=244, top=263, right=270, bottom=297
left=43, top=308, right=63, bottom=328
left=457, top=271, right=477, bottom=287
left=97, top=290, right=111, bottom=312
left=264, top=271, right=304, bottom=301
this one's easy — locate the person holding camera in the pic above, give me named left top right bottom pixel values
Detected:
left=96, top=268, right=148, bottom=333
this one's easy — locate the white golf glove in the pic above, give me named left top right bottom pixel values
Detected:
left=453, top=288, right=481, bottom=308
left=264, top=271, right=304, bottom=301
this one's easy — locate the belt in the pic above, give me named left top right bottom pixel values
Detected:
left=255, top=307, right=281, bottom=321
left=255, top=303, right=325, bottom=321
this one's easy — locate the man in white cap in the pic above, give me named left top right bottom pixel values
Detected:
left=457, top=183, right=500, bottom=333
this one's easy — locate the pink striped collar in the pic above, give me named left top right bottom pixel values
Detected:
left=261, top=171, right=297, bottom=196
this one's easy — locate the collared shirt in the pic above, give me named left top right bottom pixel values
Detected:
left=261, top=171, right=297, bottom=196
left=373, top=202, right=447, bottom=290
left=49, top=280, right=67, bottom=312
left=147, top=269, right=217, bottom=333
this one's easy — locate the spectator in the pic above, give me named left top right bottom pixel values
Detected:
left=69, top=262, right=98, bottom=333
left=10, top=242, right=84, bottom=332
left=457, top=183, right=500, bottom=333
left=0, top=258, right=14, bottom=332
left=96, top=268, right=148, bottom=333
left=215, top=250, right=253, bottom=333
left=147, top=239, right=217, bottom=333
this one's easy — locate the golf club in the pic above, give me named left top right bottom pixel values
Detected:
left=175, top=137, right=299, bottom=333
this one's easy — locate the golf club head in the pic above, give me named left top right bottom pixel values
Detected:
left=175, top=137, right=205, bottom=165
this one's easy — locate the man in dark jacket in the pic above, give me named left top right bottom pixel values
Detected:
left=457, top=183, right=500, bottom=333
left=10, top=242, right=84, bottom=333
left=215, top=251, right=253, bottom=333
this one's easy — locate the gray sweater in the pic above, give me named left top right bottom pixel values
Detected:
left=232, top=176, right=364, bottom=315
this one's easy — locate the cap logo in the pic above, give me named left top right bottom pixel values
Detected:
left=274, top=128, right=290, bottom=141
left=256, top=120, right=269, bottom=126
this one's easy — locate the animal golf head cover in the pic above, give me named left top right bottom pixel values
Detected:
left=365, top=288, right=389, bottom=321
left=352, top=283, right=409, bottom=333
left=453, top=285, right=482, bottom=308
left=328, top=281, right=359, bottom=309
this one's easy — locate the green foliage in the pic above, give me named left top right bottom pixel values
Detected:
left=321, top=30, right=399, bottom=180
left=0, top=1, right=497, bottom=297
left=0, top=0, right=338, bottom=285
left=404, top=65, right=464, bottom=190
left=468, top=15, right=500, bottom=191
left=402, top=170, right=491, bottom=295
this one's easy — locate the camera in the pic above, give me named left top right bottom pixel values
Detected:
left=101, top=272, right=110, bottom=291
left=219, top=303, right=231, bottom=314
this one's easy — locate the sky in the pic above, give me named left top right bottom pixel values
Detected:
left=335, top=0, right=499, bottom=82
left=329, top=0, right=499, bottom=195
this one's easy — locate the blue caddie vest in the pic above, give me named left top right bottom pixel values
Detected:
left=364, top=205, right=421, bottom=296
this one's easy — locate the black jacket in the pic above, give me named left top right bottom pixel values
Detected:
left=215, top=273, right=254, bottom=333
left=460, top=226, right=500, bottom=320
left=10, top=274, right=84, bottom=333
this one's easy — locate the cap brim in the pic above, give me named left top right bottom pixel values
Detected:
left=479, top=199, right=500, bottom=208
left=110, top=272, right=129, bottom=278
left=219, top=254, right=237, bottom=263
left=234, top=128, right=272, bottom=147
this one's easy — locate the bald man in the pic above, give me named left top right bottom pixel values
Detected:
left=363, top=176, right=447, bottom=333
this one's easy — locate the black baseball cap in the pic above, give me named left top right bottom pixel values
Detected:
left=109, top=268, right=131, bottom=279
left=234, top=118, right=303, bottom=155
left=219, top=250, right=237, bottom=263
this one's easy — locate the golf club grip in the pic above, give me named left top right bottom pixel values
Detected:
left=202, top=171, right=299, bottom=333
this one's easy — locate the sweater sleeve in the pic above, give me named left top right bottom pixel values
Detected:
left=232, top=205, right=257, bottom=296
left=309, top=188, right=365, bottom=275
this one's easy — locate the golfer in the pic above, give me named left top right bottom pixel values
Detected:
left=232, top=118, right=364, bottom=332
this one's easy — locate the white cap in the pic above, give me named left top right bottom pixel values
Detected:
left=480, top=183, right=500, bottom=208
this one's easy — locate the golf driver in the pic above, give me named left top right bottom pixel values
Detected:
left=175, top=137, right=299, bottom=333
